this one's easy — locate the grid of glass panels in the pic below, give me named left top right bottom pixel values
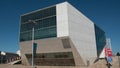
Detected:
left=20, top=6, right=56, bottom=42
left=94, top=24, right=106, bottom=56
left=21, top=6, right=56, bottom=23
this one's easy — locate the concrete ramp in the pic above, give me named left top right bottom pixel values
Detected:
left=8, top=60, right=21, bottom=65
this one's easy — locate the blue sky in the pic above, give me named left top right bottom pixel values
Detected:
left=0, top=0, right=120, bottom=54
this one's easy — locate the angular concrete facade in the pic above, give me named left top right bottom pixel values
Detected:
left=56, top=2, right=97, bottom=65
left=19, top=2, right=106, bottom=67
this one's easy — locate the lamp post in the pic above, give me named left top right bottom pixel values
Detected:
left=32, top=26, right=34, bottom=68
left=29, top=20, right=36, bottom=68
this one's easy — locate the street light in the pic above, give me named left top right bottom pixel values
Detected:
left=28, top=20, right=37, bottom=68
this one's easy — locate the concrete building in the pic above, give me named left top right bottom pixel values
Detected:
left=0, top=51, right=19, bottom=64
left=19, top=2, right=106, bottom=66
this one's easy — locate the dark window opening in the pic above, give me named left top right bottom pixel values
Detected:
left=61, top=38, right=71, bottom=48
left=26, top=52, right=75, bottom=66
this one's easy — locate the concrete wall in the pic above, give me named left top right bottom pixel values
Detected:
left=67, top=2, right=97, bottom=65
left=56, top=2, right=85, bottom=66
left=56, top=2, right=69, bottom=37
left=20, top=37, right=72, bottom=65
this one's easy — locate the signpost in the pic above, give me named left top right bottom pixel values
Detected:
left=32, top=42, right=37, bottom=68
left=33, top=43, right=37, bottom=56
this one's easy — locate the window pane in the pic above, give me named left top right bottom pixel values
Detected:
left=20, top=31, right=32, bottom=41
left=20, top=6, right=56, bottom=42
left=21, top=6, right=56, bottom=23
left=94, top=24, right=106, bottom=56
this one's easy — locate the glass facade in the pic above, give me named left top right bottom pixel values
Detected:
left=94, top=24, right=106, bottom=56
left=26, top=52, right=75, bottom=66
left=20, top=6, right=56, bottom=42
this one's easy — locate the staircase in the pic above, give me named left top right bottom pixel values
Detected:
left=0, top=56, right=120, bottom=68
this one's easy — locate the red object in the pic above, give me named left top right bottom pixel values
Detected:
left=105, top=48, right=112, bottom=57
